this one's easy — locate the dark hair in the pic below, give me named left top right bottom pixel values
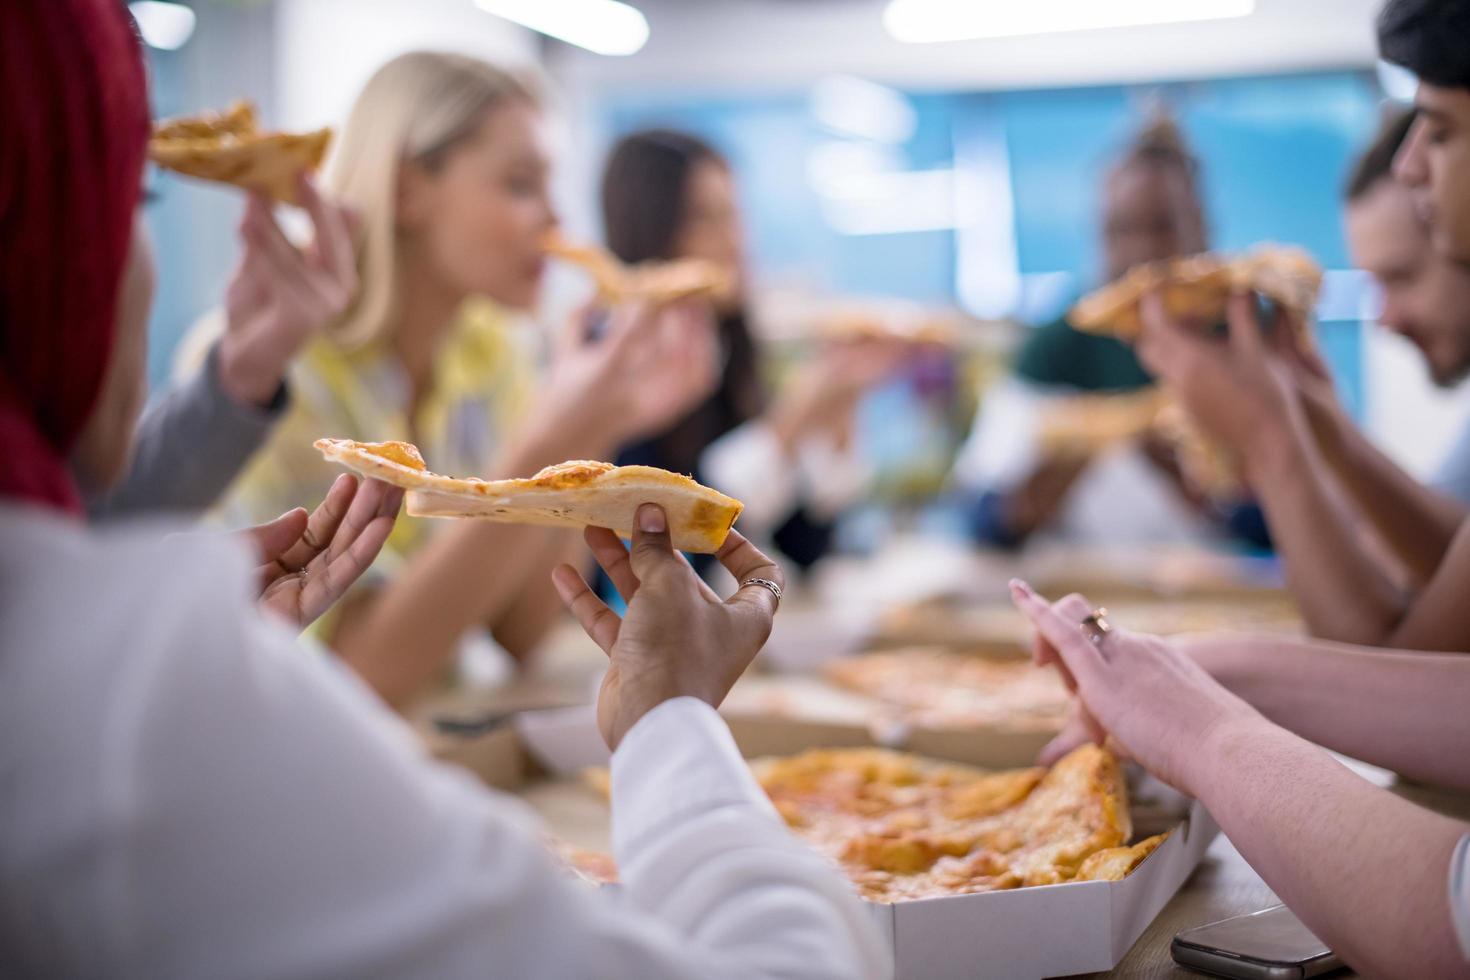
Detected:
left=601, top=128, right=724, bottom=264
left=1345, top=107, right=1418, bottom=201
left=1119, top=114, right=1201, bottom=182
left=1378, top=0, right=1470, bottom=90
left=599, top=129, right=766, bottom=470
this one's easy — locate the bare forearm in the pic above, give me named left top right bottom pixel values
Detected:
left=491, top=530, right=583, bottom=662
left=1244, top=424, right=1407, bottom=643
left=1181, top=635, right=1470, bottom=789
left=338, top=424, right=617, bottom=706
left=1315, top=406, right=1466, bottom=582
left=1199, top=720, right=1469, bottom=979
left=1003, top=455, right=1092, bottom=540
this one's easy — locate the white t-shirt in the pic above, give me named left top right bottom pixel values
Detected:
left=0, top=507, right=886, bottom=980
left=952, top=378, right=1221, bottom=547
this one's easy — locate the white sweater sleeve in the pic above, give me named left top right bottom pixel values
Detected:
left=98, top=537, right=886, bottom=980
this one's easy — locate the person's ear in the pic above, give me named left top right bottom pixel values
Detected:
left=395, top=160, right=435, bottom=234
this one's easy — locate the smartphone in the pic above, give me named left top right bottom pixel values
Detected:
left=1172, top=905, right=1344, bottom=979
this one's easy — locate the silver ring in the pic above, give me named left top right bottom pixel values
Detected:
left=741, top=577, right=782, bottom=610
left=298, top=566, right=310, bottom=582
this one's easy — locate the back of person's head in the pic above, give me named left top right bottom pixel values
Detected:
left=1345, top=108, right=1418, bottom=202
left=326, top=51, right=538, bottom=348
left=1378, top=0, right=1470, bottom=90
left=1101, top=112, right=1208, bottom=279
left=601, top=129, right=726, bottom=265
left=0, top=0, right=149, bottom=513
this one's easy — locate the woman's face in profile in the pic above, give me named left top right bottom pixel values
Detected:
left=673, top=158, right=746, bottom=293
left=400, top=99, right=558, bottom=312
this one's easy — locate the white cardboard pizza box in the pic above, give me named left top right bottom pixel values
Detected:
left=433, top=704, right=1218, bottom=980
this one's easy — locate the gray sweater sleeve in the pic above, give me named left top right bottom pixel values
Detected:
left=88, top=341, right=288, bottom=521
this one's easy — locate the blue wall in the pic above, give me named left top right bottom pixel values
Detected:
left=597, top=70, right=1386, bottom=416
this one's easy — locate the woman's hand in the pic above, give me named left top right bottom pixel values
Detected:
left=1135, top=290, right=1307, bottom=472
left=244, top=474, right=402, bottom=629
left=1009, top=579, right=1265, bottom=799
left=217, top=179, right=359, bottom=408
left=771, top=337, right=912, bottom=451
left=550, top=504, right=783, bottom=750
left=535, top=299, right=720, bottom=454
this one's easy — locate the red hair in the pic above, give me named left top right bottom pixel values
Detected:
left=0, top=0, right=150, bottom=513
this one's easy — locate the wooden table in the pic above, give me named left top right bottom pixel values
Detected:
left=1084, top=763, right=1470, bottom=978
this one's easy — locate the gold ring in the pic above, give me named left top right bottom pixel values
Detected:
left=1080, top=607, right=1111, bottom=646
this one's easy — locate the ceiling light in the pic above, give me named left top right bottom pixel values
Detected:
left=820, top=169, right=960, bottom=236
left=475, top=0, right=649, bottom=56
left=883, top=0, right=1254, bottom=44
left=128, top=1, right=196, bottom=51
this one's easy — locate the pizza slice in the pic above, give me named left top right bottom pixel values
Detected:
left=817, top=307, right=961, bottom=348
left=149, top=100, right=333, bottom=205
left=1036, top=387, right=1171, bottom=457
left=1070, top=244, right=1322, bottom=341
left=543, top=232, right=735, bottom=306
left=570, top=743, right=1167, bottom=903
left=315, top=437, right=743, bottom=553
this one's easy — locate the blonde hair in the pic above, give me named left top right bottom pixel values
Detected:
left=325, top=51, right=538, bottom=349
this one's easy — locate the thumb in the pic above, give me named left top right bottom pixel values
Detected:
left=244, top=508, right=308, bottom=566
left=628, top=503, right=677, bottom=580
left=1225, top=290, right=1267, bottom=362
left=1039, top=712, right=1094, bottom=765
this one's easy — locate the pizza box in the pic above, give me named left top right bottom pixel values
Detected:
left=431, top=704, right=1219, bottom=980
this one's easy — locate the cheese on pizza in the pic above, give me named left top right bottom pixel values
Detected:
left=543, top=233, right=735, bottom=306
left=575, top=744, right=1166, bottom=902
left=315, top=438, right=743, bottom=553
left=149, top=101, right=332, bottom=205
left=1070, top=244, right=1322, bottom=341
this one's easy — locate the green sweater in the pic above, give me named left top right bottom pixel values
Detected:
left=1013, top=313, right=1153, bottom=392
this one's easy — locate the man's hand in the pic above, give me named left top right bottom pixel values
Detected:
left=217, top=178, right=358, bottom=408
left=550, top=504, right=783, bottom=749
left=246, top=474, right=402, bottom=629
left=1136, top=290, right=1307, bottom=474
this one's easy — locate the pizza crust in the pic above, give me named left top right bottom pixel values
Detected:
left=149, top=101, right=333, bottom=204
left=1070, top=244, right=1322, bottom=341
left=315, top=438, right=743, bottom=553
left=543, top=233, right=736, bottom=306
